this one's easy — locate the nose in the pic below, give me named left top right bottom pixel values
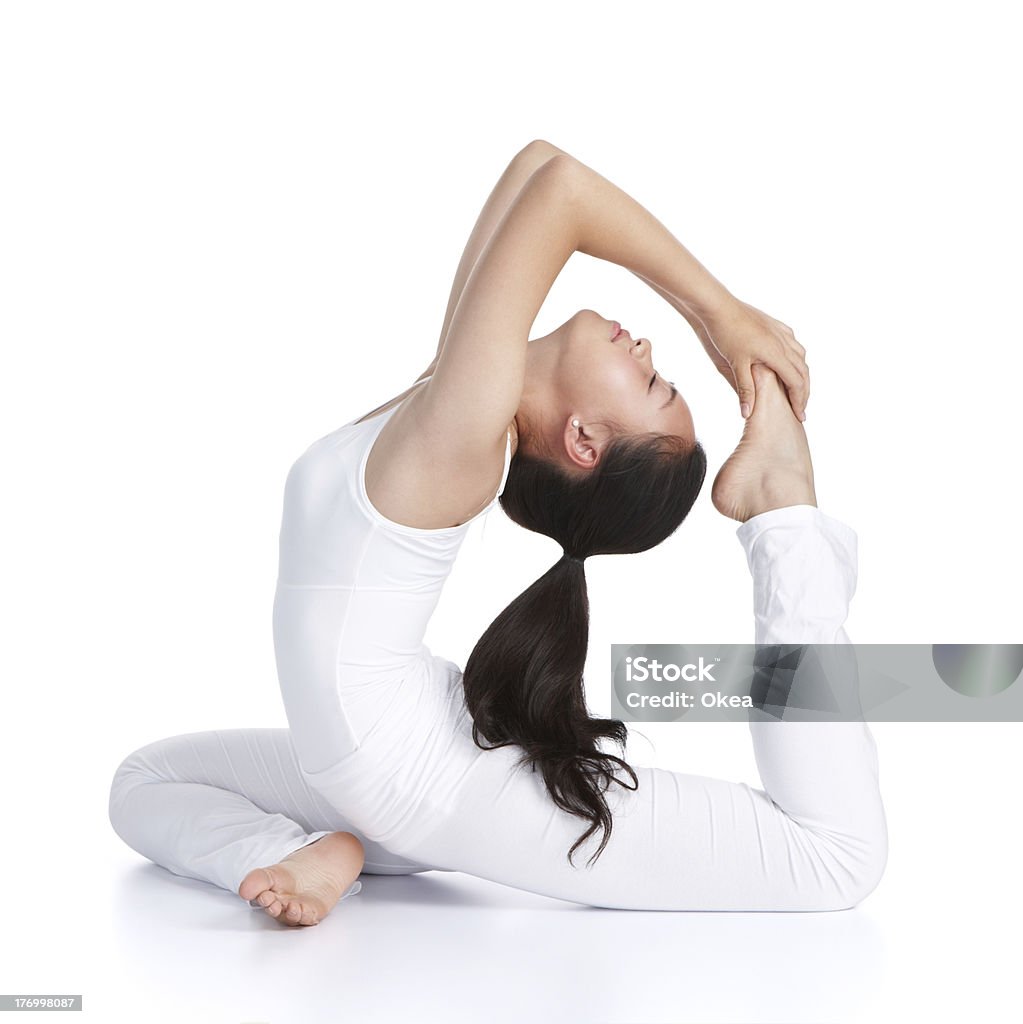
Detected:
left=630, top=335, right=653, bottom=361
left=616, top=327, right=653, bottom=362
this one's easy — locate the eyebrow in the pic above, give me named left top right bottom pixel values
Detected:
left=650, top=373, right=678, bottom=409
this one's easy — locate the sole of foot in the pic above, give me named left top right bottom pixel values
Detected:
left=711, top=363, right=817, bottom=523
left=238, top=831, right=364, bottom=928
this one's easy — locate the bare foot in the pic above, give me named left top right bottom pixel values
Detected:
left=238, top=831, right=365, bottom=927
left=711, top=363, right=818, bottom=523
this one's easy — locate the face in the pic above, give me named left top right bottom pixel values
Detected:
left=526, top=308, right=696, bottom=470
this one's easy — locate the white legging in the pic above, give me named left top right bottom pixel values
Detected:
left=108, top=505, right=887, bottom=911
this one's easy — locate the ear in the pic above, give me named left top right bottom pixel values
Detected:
left=563, top=415, right=601, bottom=471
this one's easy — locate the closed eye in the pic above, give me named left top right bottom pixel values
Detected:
left=651, top=373, right=678, bottom=409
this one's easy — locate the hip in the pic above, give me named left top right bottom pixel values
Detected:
left=272, top=586, right=484, bottom=844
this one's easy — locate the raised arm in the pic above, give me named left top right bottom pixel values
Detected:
left=423, top=147, right=761, bottom=446
left=564, top=163, right=809, bottom=421
left=371, top=145, right=802, bottom=531
left=421, top=140, right=569, bottom=379
left=421, top=153, right=580, bottom=443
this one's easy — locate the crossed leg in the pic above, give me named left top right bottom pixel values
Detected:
left=107, top=726, right=437, bottom=923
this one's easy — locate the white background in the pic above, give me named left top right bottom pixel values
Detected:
left=2, top=2, right=1020, bottom=1022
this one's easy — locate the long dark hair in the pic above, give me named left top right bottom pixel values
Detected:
left=461, top=417, right=707, bottom=867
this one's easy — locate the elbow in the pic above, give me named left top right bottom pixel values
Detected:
left=513, top=143, right=582, bottom=195
left=520, top=138, right=569, bottom=161
left=529, top=152, right=584, bottom=205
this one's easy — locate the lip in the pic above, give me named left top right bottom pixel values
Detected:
left=611, top=322, right=628, bottom=342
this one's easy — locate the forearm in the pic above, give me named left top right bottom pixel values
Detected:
left=565, top=156, right=736, bottom=323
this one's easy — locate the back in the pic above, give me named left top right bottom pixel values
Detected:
left=271, top=402, right=513, bottom=843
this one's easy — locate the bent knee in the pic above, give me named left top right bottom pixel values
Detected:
left=107, top=743, right=163, bottom=833
left=842, top=837, right=888, bottom=909
left=818, top=826, right=889, bottom=912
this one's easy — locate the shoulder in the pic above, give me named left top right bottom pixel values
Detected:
left=364, top=386, right=511, bottom=532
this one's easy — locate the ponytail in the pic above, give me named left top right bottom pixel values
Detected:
left=461, top=423, right=707, bottom=867
left=462, top=548, right=638, bottom=868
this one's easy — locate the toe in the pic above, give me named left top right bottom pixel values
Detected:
left=239, top=866, right=273, bottom=902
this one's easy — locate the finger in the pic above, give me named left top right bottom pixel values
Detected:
left=779, top=356, right=810, bottom=420
left=779, top=330, right=806, bottom=359
left=735, top=362, right=755, bottom=419
left=766, top=356, right=808, bottom=420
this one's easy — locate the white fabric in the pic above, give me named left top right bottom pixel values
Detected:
left=108, top=399, right=887, bottom=911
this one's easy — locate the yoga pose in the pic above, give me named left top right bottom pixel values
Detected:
left=108, top=141, right=887, bottom=926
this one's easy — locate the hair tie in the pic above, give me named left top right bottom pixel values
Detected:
left=563, top=551, right=586, bottom=564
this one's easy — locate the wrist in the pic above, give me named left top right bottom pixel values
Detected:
left=688, top=286, right=737, bottom=321
left=681, top=287, right=740, bottom=328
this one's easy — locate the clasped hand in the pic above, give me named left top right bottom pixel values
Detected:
left=690, top=299, right=809, bottom=421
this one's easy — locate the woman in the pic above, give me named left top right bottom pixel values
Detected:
left=108, top=141, right=886, bottom=926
